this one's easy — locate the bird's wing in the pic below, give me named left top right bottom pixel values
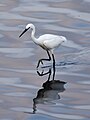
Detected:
left=43, top=35, right=64, bottom=49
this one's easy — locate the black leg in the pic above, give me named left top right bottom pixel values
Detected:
left=37, top=68, right=51, bottom=77
left=37, top=68, right=51, bottom=81
left=52, top=53, right=55, bottom=80
left=37, top=50, right=51, bottom=68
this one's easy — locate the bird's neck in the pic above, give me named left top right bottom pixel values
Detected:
left=31, top=27, right=38, bottom=44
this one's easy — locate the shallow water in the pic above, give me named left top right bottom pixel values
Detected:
left=0, top=0, right=90, bottom=120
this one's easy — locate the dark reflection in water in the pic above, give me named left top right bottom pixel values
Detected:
left=33, top=66, right=66, bottom=114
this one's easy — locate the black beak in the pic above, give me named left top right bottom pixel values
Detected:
left=19, top=28, right=29, bottom=38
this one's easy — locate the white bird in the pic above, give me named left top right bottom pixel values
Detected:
left=19, top=23, right=67, bottom=68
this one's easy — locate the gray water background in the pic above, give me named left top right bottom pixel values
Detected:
left=0, top=0, right=90, bottom=120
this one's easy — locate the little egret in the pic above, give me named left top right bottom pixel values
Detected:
left=19, top=23, right=67, bottom=68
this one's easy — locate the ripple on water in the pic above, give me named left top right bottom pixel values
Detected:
left=74, top=105, right=90, bottom=110
left=78, top=80, right=90, bottom=85
left=11, top=107, right=85, bottom=120
left=0, top=0, right=90, bottom=120
left=0, top=77, right=21, bottom=85
left=0, top=33, right=4, bottom=38
left=0, top=119, right=12, bottom=120
left=0, top=48, right=34, bottom=58
left=4, top=92, right=34, bottom=97
left=0, top=12, right=58, bottom=23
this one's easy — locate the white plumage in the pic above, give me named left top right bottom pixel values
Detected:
left=39, top=34, right=66, bottom=50
left=19, top=23, right=67, bottom=68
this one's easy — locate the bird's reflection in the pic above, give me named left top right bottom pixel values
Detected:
left=33, top=67, right=66, bottom=114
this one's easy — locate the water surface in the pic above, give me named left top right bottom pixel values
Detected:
left=0, top=0, right=90, bottom=120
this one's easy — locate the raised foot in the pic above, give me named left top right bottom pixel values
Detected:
left=36, top=59, right=43, bottom=69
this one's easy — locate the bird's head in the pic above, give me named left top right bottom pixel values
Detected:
left=19, top=23, right=34, bottom=38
